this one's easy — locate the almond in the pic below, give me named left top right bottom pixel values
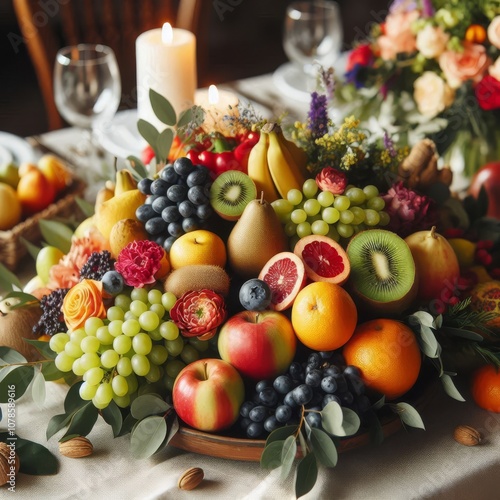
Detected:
left=453, top=425, right=482, bottom=446
left=178, top=467, right=204, bottom=490
left=59, top=436, right=93, bottom=458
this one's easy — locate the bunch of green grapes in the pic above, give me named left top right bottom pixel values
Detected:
left=49, top=288, right=209, bottom=409
left=271, top=179, right=390, bottom=247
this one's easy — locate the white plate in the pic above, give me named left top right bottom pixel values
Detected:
left=0, top=131, right=37, bottom=165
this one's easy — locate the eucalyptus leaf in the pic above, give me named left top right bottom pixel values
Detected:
left=441, top=326, right=484, bottom=341
left=41, top=361, right=65, bottom=381
left=75, top=197, right=94, bottom=218
left=0, top=433, right=59, bottom=475
left=1, top=291, right=38, bottom=308
left=0, top=365, right=34, bottom=402
left=371, top=395, right=386, bottom=411
left=441, top=373, right=465, bottom=402
left=309, top=427, right=338, bottom=467
left=298, top=429, right=308, bottom=458
left=0, top=347, right=27, bottom=364
left=62, top=402, right=99, bottom=439
left=295, top=452, right=318, bottom=499
left=46, top=412, right=72, bottom=441
left=137, top=119, right=160, bottom=159
left=24, top=339, right=57, bottom=360
left=265, top=424, right=296, bottom=445
left=0, top=365, right=19, bottom=384
left=63, top=381, right=86, bottom=414
left=433, top=314, right=443, bottom=329
left=149, top=88, right=176, bottom=126
left=177, top=107, right=193, bottom=128
left=367, top=410, right=385, bottom=445
left=280, top=434, right=297, bottom=480
left=31, top=370, right=46, bottom=407
left=411, top=311, right=435, bottom=327
left=157, top=128, right=174, bottom=162
left=21, top=237, right=41, bottom=261
left=393, top=402, right=425, bottom=430
left=165, top=415, right=179, bottom=445
left=130, top=394, right=170, bottom=420
left=419, top=325, right=441, bottom=358
left=260, top=440, right=284, bottom=470
left=101, top=401, right=123, bottom=437
left=0, top=262, right=22, bottom=292
left=118, top=412, right=138, bottom=437
left=320, top=401, right=343, bottom=436
left=39, top=220, right=73, bottom=253
left=339, top=407, right=361, bottom=436
left=126, top=156, right=149, bottom=179
left=130, top=415, right=167, bottom=459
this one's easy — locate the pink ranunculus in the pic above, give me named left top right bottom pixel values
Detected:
left=488, top=16, right=500, bottom=49
left=170, top=289, right=227, bottom=339
left=114, top=240, right=164, bottom=288
left=377, top=10, right=419, bottom=60
left=315, top=167, right=348, bottom=195
left=439, top=43, right=491, bottom=89
left=475, top=75, right=500, bottom=111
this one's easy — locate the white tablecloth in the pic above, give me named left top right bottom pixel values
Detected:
left=2, top=73, right=500, bottom=499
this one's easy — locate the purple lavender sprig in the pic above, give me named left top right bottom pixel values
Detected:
left=307, top=91, right=329, bottom=140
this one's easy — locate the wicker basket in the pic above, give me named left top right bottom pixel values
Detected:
left=0, top=177, right=87, bottom=271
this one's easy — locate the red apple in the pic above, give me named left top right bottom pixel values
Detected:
left=217, top=310, right=296, bottom=380
left=468, top=161, right=500, bottom=219
left=172, top=358, right=244, bottom=432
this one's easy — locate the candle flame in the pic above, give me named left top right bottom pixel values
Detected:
left=162, top=23, right=173, bottom=44
left=208, top=85, right=219, bottom=105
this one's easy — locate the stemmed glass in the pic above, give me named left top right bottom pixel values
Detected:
left=53, top=44, right=121, bottom=156
left=283, top=1, right=343, bottom=86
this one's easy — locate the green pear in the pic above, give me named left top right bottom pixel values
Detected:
left=0, top=162, right=20, bottom=189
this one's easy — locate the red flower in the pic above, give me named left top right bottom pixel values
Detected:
left=170, top=289, right=227, bottom=340
left=115, top=240, right=164, bottom=288
left=475, top=75, right=500, bottom=111
left=346, top=44, right=374, bottom=72
left=315, top=167, right=348, bottom=195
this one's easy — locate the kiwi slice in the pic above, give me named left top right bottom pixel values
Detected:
left=346, top=229, right=417, bottom=312
left=210, top=170, right=257, bottom=221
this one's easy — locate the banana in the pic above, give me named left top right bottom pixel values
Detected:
left=265, top=123, right=306, bottom=198
left=247, top=131, right=280, bottom=202
left=114, top=169, right=137, bottom=196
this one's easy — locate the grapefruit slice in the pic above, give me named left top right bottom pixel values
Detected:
left=258, top=252, right=306, bottom=311
left=294, top=235, right=350, bottom=285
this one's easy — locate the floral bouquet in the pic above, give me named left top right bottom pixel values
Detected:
left=340, top=0, right=500, bottom=187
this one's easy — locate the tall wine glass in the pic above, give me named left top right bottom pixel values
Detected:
left=283, top=1, right=343, bottom=78
left=54, top=44, right=121, bottom=156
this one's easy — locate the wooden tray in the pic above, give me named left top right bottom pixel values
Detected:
left=169, top=377, right=438, bottom=462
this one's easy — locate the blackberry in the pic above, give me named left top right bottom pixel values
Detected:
left=79, top=251, right=114, bottom=281
left=32, top=288, right=70, bottom=336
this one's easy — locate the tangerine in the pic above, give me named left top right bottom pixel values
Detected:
left=291, top=281, right=357, bottom=351
left=471, top=364, right=500, bottom=412
left=343, top=319, right=421, bottom=400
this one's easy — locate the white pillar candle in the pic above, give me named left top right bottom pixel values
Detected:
left=195, top=85, right=240, bottom=135
left=136, top=23, right=196, bottom=130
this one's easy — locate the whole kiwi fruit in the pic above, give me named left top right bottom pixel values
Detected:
left=164, top=265, right=231, bottom=297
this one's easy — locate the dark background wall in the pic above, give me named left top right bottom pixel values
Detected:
left=0, top=0, right=389, bottom=137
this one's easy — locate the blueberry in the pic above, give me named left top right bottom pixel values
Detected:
left=305, top=412, right=322, bottom=428
left=240, top=401, right=255, bottom=418
left=273, top=375, right=295, bottom=395
left=145, top=217, right=168, bottom=235
left=196, top=203, right=213, bottom=220
left=160, top=165, right=178, bottom=183
left=182, top=217, right=200, bottom=233
left=178, top=200, right=196, bottom=218
left=264, top=415, right=279, bottom=433
left=239, top=278, right=272, bottom=311
left=307, top=352, right=322, bottom=369
left=344, top=365, right=362, bottom=378
left=150, top=179, right=169, bottom=196
left=167, top=184, right=188, bottom=203
left=259, top=387, right=279, bottom=407
left=152, top=195, right=174, bottom=214
left=137, top=177, right=153, bottom=195
left=167, top=221, right=184, bottom=238
left=249, top=405, right=268, bottom=423
left=292, top=384, right=313, bottom=406
left=173, top=157, right=195, bottom=177
left=136, top=204, right=156, bottom=222
left=163, top=236, right=177, bottom=253
left=275, top=404, right=292, bottom=423
left=305, top=369, right=322, bottom=388
left=255, top=380, right=272, bottom=393
left=320, top=375, right=338, bottom=394
left=162, top=205, right=181, bottom=223
left=188, top=185, right=209, bottom=205
left=322, top=394, right=341, bottom=409
left=101, top=271, right=124, bottom=295
left=246, top=422, right=264, bottom=438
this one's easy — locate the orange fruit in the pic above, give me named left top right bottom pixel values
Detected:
left=471, top=364, right=500, bottom=412
left=168, top=229, right=226, bottom=269
left=17, top=167, right=56, bottom=214
left=154, top=251, right=171, bottom=280
left=343, top=319, right=421, bottom=400
left=291, top=282, right=357, bottom=351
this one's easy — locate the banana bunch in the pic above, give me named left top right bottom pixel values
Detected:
left=247, top=123, right=308, bottom=202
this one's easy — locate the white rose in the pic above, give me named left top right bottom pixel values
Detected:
left=490, top=57, right=500, bottom=81
left=488, top=16, right=500, bottom=49
left=413, top=72, right=455, bottom=117
left=416, top=25, right=450, bottom=59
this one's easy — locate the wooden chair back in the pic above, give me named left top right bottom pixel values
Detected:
left=13, top=0, right=211, bottom=130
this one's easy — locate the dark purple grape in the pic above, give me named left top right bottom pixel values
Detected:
left=259, top=387, right=279, bottom=407
left=340, top=391, right=354, bottom=405
left=167, top=184, right=188, bottom=203
left=273, top=375, right=294, bottom=395
left=145, top=217, right=168, bottom=235
left=152, top=195, right=174, bottom=214
left=150, top=179, right=169, bottom=196
left=288, top=361, right=304, bottom=382
left=167, top=221, right=183, bottom=237
left=178, top=200, right=195, bottom=218
left=246, top=422, right=264, bottom=438
left=160, top=165, right=178, bottom=183
left=321, top=375, right=338, bottom=394
left=333, top=373, right=348, bottom=393
left=292, top=384, right=313, bottom=406
left=284, top=391, right=299, bottom=408
left=324, top=365, right=341, bottom=377
left=239, top=417, right=252, bottom=431
left=240, top=401, right=255, bottom=418
left=188, top=185, right=209, bottom=205
left=305, top=369, right=322, bottom=388
left=145, top=194, right=158, bottom=205
left=137, top=177, right=153, bottom=195
left=305, top=412, right=322, bottom=428
left=307, top=352, right=322, bottom=369
left=347, top=375, right=365, bottom=396
left=319, top=350, right=334, bottom=360
left=173, top=157, right=195, bottom=177
left=182, top=217, right=200, bottom=233
left=155, top=234, right=167, bottom=247
left=322, top=394, right=341, bottom=408
left=136, top=204, right=156, bottom=222
left=249, top=405, right=268, bottom=423
left=163, top=236, right=177, bottom=253
left=161, top=205, right=181, bottom=223
left=196, top=203, right=213, bottom=220
left=275, top=405, right=292, bottom=423
left=264, top=415, right=279, bottom=433
left=186, top=168, right=209, bottom=187
left=309, top=390, right=323, bottom=407
left=344, top=365, right=362, bottom=378
left=255, top=380, right=272, bottom=393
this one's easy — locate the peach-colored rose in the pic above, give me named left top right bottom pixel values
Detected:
left=490, top=57, right=500, bottom=81
left=487, top=16, right=500, bottom=49
left=439, top=43, right=491, bottom=89
left=414, top=72, right=455, bottom=117
left=416, top=25, right=449, bottom=58
left=377, top=10, right=419, bottom=60
left=62, top=279, right=106, bottom=331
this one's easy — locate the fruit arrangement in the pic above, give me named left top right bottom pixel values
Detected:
left=1, top=87, right=500, bottom=497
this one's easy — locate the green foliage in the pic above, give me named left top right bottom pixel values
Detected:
left=39, top=219, right=73, bottom=253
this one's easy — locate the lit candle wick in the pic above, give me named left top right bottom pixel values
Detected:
left=161, top=23, right=173, bottom=44
left=208, top=85, right=219, bottom=105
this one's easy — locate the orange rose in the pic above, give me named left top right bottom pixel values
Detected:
left=62, top=279, right=107, bottom=331
left=377, top=10, right=419, bottom=60
left=439, top=43, right=491, bottom=89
